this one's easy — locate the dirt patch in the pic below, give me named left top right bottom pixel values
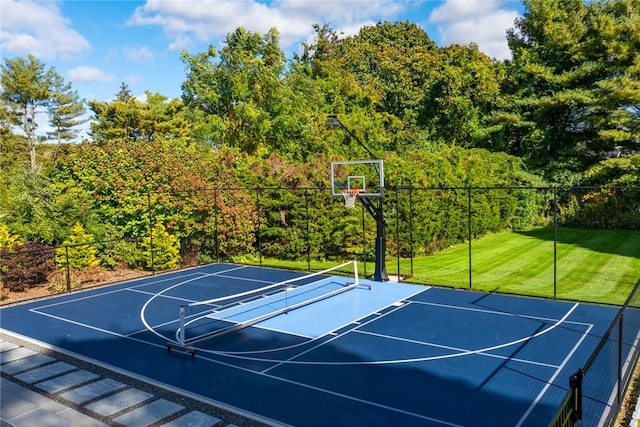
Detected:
left=616, top=358, right=640, bottom=426
left=1, top=268, right=148, bottom=306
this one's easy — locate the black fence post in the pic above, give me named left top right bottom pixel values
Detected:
left=256, top=188, right=262, bottom=267
left=64, top=245, right=71, bottom=292
left=395, top=186, right=400, bottom=279
left=409, top=186, right=414, bottom=278
left=147, top=190, right=155, bottom=274
left=213, top=188, right=220, bottom=263
left=304, top=188, right=310, bottom=271
left=570, top=369, right=583, bottom=422
left=468, top=187, right=472, bottom=290
left=553, top=187, right=558, bottom=299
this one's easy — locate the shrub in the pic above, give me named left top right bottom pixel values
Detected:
left=141, top=224, right=180, bottom=271
left=0, top=225, right=20, bottom=250
left=0, top=242, right=55, bottom=291
left=55, top=223, right=99, bottom=270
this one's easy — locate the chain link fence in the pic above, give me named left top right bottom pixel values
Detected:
left=2, top=186, right=639, bottom=305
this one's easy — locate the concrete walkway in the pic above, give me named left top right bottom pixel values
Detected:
left=0, top=339, right=254, bottom=427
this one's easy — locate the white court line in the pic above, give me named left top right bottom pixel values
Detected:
left=29, top=272, right=208, bottom=310
left=27, top=307, right=170, bottom=351
left=198, top=302, right=583, bottom=368
left=20, top=301, right=461, bottom=427
left=210, top=273, right=274, bottom=284
left=127, top=287, right=202, bottom=303
left=21, top=278, right=592, bottom=427
left=515, top=323, right=594, bottom=427
left=139, top=265, right=250, bottom=342
left=411, top=299, right=593, bottom=326
left=354, top=329, right=562, bottom=368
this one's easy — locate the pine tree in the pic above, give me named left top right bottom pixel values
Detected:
left=0, top=55, right=54, bottom=171
left=48, top=73, right=87, bottom=143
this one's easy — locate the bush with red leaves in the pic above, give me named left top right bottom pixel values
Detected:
left=0, top=242, right=56, bottom=292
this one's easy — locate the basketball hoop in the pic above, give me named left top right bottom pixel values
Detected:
left=341, top=188, right=360, bottom=208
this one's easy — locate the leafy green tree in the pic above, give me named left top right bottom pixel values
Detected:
left=47, top=73, right=87, bottom=143
left=142, top=223, right=180, bottom=270
left=587, top=0, right=640, bottom=151
left=1, top=169, right=57, bottom=242
left=0, top=103, right=29, bottom=208
left=55, top=222, right=99, bottom=270
left=584, top=154, right=640, bottom=186
left=328, top=21, right=439, bottom=127
left=503, top=0, right=640, bottom=182
left=181, top=27, right=286, bottom=154
left=89, top=90, right=191, bottom=145
left=419, top=44, right=503, bottom=148
left=1, top=55, right=57, bottom=171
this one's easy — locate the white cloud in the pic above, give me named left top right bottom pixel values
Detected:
left=127, top=0, right=411, bottom=52
left=429, top=0, right=519, bottom=60
left=68, top=66, right=114, bottom=83
left=124, top=74, right=142, bottom=86
left=123, top=46, right=155, bottom=63
left=0, top=0, right=91, bottom=59
left=168, top=34, right=193, bottom=52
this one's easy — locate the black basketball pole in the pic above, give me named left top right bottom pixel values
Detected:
left=360, top=196, right=389, bottom=282
left=326, top=115, right=388, bottom=282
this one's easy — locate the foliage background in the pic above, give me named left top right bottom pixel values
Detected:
left=1, top=0, right=639, bottom=292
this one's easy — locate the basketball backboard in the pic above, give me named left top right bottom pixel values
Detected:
left=330, top=159, right=384, bottom=198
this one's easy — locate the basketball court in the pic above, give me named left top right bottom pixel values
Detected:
left=1, top=261, right=638, bottom=427
left=2, top=156, right=640, bottom=426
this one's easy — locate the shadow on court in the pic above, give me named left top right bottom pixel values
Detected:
left=0, top=264, right=636, bottom=427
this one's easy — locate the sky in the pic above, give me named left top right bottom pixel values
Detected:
left=1, top=0, right=525, bottom=121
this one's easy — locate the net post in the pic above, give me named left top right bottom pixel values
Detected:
left=353, top=259, right=359, bottom=287
left=179, top=305, right=186, bottom=345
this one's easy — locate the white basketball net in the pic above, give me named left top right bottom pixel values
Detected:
left=341, top=189, right=360, bottom=208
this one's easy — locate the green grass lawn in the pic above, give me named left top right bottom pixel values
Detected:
left=259, top=227, right=640, bottom=306
left=396, top=227, right=640, bottom=305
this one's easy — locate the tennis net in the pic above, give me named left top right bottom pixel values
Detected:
left=173, top=260, right=363, bottom=348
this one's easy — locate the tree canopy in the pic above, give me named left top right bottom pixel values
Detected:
left=1, top=4, right=639, bottom=275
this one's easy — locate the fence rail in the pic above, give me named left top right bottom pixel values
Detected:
left=1, top=185, right=640, bottom=425
left=2, top=185, right=639, bottom=300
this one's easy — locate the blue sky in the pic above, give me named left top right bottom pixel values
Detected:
left=2, top=0, right=524, bottom=108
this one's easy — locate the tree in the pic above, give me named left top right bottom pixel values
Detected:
left=292, top=21, right=442, bottom=155
left=1, top=169, right=57, bottom=242
left=89, top=89, right=192, bottom=145
left=503, top=0, right=640, bottom=183
left=418, top=44, right=503, bottom=148
left=328, top=21, right=439, bottom=127
left=0, top=102, right=29, bottom=208
left=142, top=223, right=180, bottom=271
left=47, top=73, right=87, bottom=143
left=0, top=55, right=55, bottom=171
left=54, top=222, right=99, bottom=270
left=116, top=82, right=133, bottom=101
left=181, top=27, right=286, bottom=154
left=587, top=0, right=640, bottom=152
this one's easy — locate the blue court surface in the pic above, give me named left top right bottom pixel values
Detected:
left=1, top=263, right=639, bottom=427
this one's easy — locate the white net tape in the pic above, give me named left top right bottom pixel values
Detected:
left=342, top=189, right=359, bottom=208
